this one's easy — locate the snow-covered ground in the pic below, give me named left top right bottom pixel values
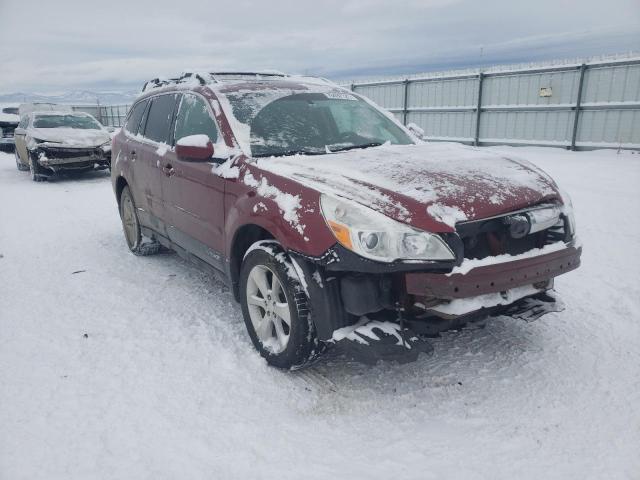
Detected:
left=1, top=146, right=639, bottom=479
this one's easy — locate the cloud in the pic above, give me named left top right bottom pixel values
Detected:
left=0, top=0, right=638, bottom=93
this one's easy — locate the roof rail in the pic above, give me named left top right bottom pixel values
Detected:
left=140, top=70, right=341, bottom=92
left=208, top=71, right=289, bottom=82
left=141, top=72, right=208, bottom=92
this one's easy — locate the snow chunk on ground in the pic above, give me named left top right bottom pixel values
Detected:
left=331, top=318, right=407, bottom=347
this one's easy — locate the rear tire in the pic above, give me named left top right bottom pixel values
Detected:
left=239, top=241, right=322, bottom=369
left=119, top=185, right=160, bottom=255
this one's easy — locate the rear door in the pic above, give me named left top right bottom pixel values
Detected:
left=161, top=93, right=227, bottom=270
left=133, top=93, right=180, bottom=234
left=13, top=115, right=30, bottom=164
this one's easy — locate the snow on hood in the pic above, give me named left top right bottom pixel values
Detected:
left=254, top=142, right=561, bottom=230
left=28, top=127, right=110, bottom=147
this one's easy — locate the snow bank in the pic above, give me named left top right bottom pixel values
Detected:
left=1, top=146, right=639, bottom=479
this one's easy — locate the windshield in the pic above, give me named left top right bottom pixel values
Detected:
left=2, top=107, right=18, bottom=115
left=223, top=88, right=413, bottom=157
left=33, top=114, right=102, bottom=130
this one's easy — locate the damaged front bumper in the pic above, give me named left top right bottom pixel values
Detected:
left=32, top=144, right=111, bottom=172
left=293, top=240, right=581, bottom=365
left=331, top=289, right=565, bottom=365
left=405, top=243, right=581, bottom=301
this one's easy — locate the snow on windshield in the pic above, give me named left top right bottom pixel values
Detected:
left=215, top=82, right=412, bottom=156
left=33, top=114, right=101, bottom=130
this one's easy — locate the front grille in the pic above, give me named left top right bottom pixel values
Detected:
left=42, top=147, right=101, bottom=159
left=454, top=205, right=569, bottom=261
left=1, top=126, right=15, bottom=138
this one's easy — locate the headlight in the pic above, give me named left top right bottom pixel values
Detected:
left=559, top=190, right=576, bottom=236
left=27, top=137, right=46, bottom=149
left=320, top=194, right=455, bottom=262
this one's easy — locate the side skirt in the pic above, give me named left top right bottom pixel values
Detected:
left=140, top=225, right=232, bottom=288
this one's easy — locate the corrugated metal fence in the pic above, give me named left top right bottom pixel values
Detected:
left=71, top=104, right=130, bottom=128
left=347, top=58, right=640, bottom=150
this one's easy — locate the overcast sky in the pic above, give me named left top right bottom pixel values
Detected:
left=0, top=0, right=639, bottom=93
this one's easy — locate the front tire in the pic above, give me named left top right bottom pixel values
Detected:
left=29, top=153, right=46, bottom=181
left=239, top=242, right=322, bottom=369
left=15, top=150, right=28, bottom=171
left=119, top=185, right=160, bottom=255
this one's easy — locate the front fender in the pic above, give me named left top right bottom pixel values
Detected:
left=224, top=162, right=336, bottom=259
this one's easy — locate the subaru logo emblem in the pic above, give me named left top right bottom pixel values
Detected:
left=504, top=214, right=531, bottom=239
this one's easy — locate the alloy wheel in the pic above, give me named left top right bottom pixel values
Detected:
left=246, top=265, right=291, bottom=354
left=121, top=192, right=139, bottom=249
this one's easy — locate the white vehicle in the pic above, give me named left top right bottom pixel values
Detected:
left=18, top=102, right=73, bottom=116
left=0, top=103, right=20, bottom=152
left=14, top=111, right=112, bottom=181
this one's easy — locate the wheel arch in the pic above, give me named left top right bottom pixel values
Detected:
left=115, top=175, right=129, bottom=209
left=229, top=223, right=276, bottom=301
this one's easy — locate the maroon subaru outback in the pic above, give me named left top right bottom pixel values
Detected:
left=111, top=72, right=581, bottom=369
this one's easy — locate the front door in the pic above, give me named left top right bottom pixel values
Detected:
left=133, top=93, right=180, bottom=235
left=161, top=93, right=227, bottom=271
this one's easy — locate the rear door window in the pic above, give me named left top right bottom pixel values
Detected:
left=143, top=94, right=179, bottom=144
left=124, top=100, right=148, bottom=135
left=174, top=94, right=219, bottom=145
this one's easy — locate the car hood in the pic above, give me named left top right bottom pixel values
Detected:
left=28, top=127, right=110, bottom=148
left=253, top=142, right=562, bottom=232
left=0, top=113, right=19, bottom=124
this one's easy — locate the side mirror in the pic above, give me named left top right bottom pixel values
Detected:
left=407, top=122, right=425, bottom=139
left=176, top=134, right=214, bottom=162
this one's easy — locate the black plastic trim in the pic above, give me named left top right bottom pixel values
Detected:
left=290, top=243, right=456, bottom=274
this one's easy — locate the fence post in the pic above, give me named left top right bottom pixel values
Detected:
left=570, top=64, right=587, bottom=151
left=350, top=83, right=355, bottom=92
left=96, top=99, right=103, bottom=125
left=474, top=72, right=484, bottom=146
left=402, top=79, right=410, bottom=126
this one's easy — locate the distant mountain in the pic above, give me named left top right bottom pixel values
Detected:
left=0, top=89, right=139, bottom=105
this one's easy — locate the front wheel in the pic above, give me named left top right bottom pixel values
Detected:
left=15, top=150, right=28, bottom=171
left=239, top=242, right=322, bottom=369
left=29, top=154, right=46, bottom=181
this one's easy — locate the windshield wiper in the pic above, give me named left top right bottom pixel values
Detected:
left=326, top=142, right=384, bottom=153
left=253, top=149, right=326, bottom=158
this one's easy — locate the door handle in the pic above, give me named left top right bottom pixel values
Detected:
left=130, top=150, right=136, bottom=158
left=162, top=164, right=175, bottom=177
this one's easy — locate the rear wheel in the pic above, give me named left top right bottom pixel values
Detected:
left=119, top=185, right=160, bottom=255
left=239, top=242, right=322, bottom=369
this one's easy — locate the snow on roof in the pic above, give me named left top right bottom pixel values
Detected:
left=31, top=110, right=91, bottom=117
left=19, top=103, right=73, bottom=116
left=141, top=71, right=338, bottom=93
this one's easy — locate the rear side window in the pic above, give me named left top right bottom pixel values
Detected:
left=174, top=94, right=219, bottom=144
left=125, top=100, right=148, bottom=135
left=143, top=94, right=179, bottom=144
